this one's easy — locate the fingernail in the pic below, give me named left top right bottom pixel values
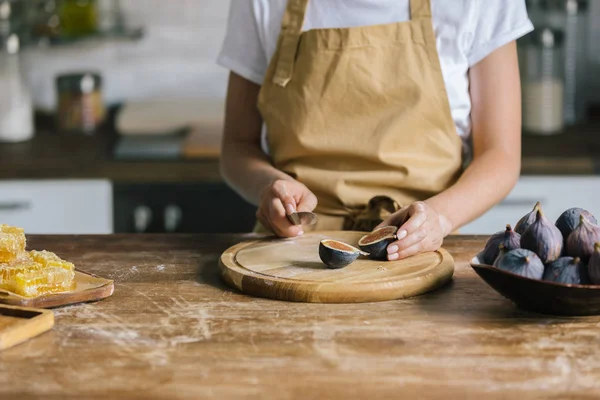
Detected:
left=397, top=230, right=407, bottom=239
left=388, top=253, right=399, bottom=261
left=285, top=204, right=295, bottom=215
left=387, top=245, right=398, bottom=254
left=296, top=230, right=304, bottom=236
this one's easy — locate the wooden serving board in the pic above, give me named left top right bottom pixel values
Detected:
left=0, top=269, right=114, bottom=309
left=220, top=231, right=455, bottom=303
left=0, top=304, right=54, bottom=351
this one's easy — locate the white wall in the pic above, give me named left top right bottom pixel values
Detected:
left=22, top=0, right=232, bottom=111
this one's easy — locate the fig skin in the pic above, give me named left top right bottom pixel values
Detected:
left=521, top=209, right=563, bottom=264
left=515, top=202, right=541, bottom=235
left=481, top=224, right=521, bottom=265
left=319, top=240, right=365, bottom=269
left=588, top=243, right=600, bottom=285
left=492, top=244, right=509, bottom=267
left=556, top=208, right=597, bottom=247
left=495, top=248, right=544, bottom=280
left=358, top=226, right=398, bottom=261
left=566, top=215, right=600, bottom=262
left=542, top=257, right=589, bottom=285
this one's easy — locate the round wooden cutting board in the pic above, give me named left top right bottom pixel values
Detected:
left=219, top=231, right=454, bottom=303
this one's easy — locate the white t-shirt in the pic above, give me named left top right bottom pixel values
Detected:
left=217, top=0, right=533, bottom=141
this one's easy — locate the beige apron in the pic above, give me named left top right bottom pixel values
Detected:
left=255, top=0, right=463, bottom=233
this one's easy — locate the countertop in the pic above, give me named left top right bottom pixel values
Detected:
left=2, top=234, right=600, bottom=399
left=0, top=115, right=599, bottom=183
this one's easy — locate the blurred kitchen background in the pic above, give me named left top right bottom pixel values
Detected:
left=0, top=0, right=598, bottom=235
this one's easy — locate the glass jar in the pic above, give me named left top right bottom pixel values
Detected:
left=56, top=72, right=105, bottom=134
left=540, top=0, right=589, bottom=125
left=522, top=27, right=565, bottom=135
left=60, top=0, right=98, bottom=38
left=0, top=34, right=33, bottom=142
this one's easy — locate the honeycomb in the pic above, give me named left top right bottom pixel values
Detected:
left=12, top=266, right=75, bottom=298
left=0, top=224, right=26, bottom=263
left=0, top=226, right=76, bottom=298
left=30, top=250, right=75, bottom=273
left=0, top=256, right=43, bottom=292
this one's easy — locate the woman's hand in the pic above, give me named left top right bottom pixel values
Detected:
left=256, top=179, right=318, bottom=238
left=376, top=201, right=452, bottom=261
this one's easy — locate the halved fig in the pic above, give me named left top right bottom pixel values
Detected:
left=358, top=226, right=398, bottom=260
left=319, top=239, right=368, bottom=269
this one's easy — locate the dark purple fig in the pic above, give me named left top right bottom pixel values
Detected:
left=521, top=209, right=563, bottom=263
left=587, top=243, right=600, bottom=285
left=542, top=257, right=589, bottom=285
left=494, top=248, right=544, bottom=280
left=492, top=244, right=509, bottom=267
left=556, top=208, right=597, bottom=247
left=566, top=215, right=600, bottom=262
left=515, top=202, right=541, bottom=235
left=319, top=239, right=368, bottom=269
left=480, top=224, right=521, bottom=265
left=358, top=226, right=398, bottom=260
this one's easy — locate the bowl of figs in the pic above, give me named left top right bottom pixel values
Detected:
left=470, top=203, right=600, bottom=316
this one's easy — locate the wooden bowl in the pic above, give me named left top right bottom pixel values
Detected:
left=470, top=254, right=600, bottom=316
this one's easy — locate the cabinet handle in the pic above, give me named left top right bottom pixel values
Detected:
left=133, top=205, right=152, bottom=233
left=498, top=199, right=545, bottom=207
left=0, top=201, right=32, bottom=211
left=164, top=204, right=182, bottom=233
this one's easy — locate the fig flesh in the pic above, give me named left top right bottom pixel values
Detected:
left=358, top=226, right=398, bottom=260
left=481, top=224, right=521, bottom=265
left=319, top=239, right=368, bottom=269
left=555, top=208, right=597, bottom=247
left=542, top=257, right=589, bottom=285
left=495, top=248, right=544, bottom=280
left=589, top=243, right=600, bottom=285
left=515, top=202, right=541, bottom=235
left=521, top=208, right=563, bottom=263
left=566, top=215, right=600, bottom=262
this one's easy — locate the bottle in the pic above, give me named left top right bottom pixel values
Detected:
left=540, top=0, right=589, bottom=125
left=522, top=27, right=565, bottom=135
left=0, top=34, right=33, bottom=142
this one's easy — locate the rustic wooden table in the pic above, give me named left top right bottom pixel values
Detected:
left=1, top=234, right=599, bottom=399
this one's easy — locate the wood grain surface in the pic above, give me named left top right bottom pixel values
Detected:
left=0, top=304, right=54, bottom=351
left=220, top=232, right=454, bottom=303
left=1, top=234, right=600, bottom=399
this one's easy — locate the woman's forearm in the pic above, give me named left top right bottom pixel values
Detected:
left=220, top=72, right=294, bottom=206
left=220, top=141, right=293, bottom=206
left=425, top=148, right=520, bottom=234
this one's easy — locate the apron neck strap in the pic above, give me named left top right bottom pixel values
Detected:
left=410, top=0, right=432, bottom=19
left=273, top=0, right=431, bottom=87
left=273, top=0, right=310, bottom=87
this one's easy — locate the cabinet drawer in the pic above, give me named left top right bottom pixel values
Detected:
left=460, top=176, right=600, bottom=234
left=0, top=180, right=113, bottom=234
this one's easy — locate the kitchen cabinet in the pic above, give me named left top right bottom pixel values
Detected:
left=113, top=183, right=257, bottom=234
left=461, top=176, right=600, bottom=234
left=0, top=180, right=112, bottom=234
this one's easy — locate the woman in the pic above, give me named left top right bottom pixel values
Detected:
left=218, top=0, right=532, bottom=261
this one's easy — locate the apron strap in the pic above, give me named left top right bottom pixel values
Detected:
left=273, top=0, right=310, bottom=87
left=410, top=0, right=432, bottom=19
